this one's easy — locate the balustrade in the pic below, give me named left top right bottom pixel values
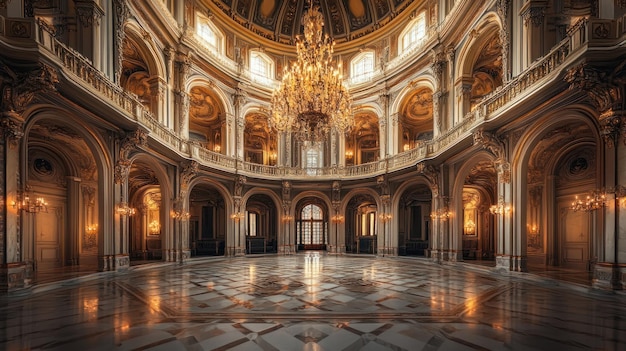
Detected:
left=5, top=14, right=598, bottom=180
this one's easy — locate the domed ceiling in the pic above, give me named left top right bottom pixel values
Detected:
left=208, top=0, right=415, bottom=44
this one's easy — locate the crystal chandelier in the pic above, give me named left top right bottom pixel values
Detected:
left=270, top=5, right=353, bottom=142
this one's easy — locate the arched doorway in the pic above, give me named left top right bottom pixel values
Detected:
left=23, top=116, right=103, bottom=277
left=295, top=198, right=328, bottom=251
left=188, top=183, right=227, bottom=256
left=345, top=194, right=378, bottom=254
left=397, top=184, right=432, bottom=256
left=245, top=194, right=278, bottom=254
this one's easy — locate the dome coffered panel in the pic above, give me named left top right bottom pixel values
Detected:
left=207, top=0, right=414, bottom=43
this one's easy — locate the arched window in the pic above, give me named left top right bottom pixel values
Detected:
left=298, top=204, right=325, bottom=247
left=351, top=51, right=375, bottom=84
left=196, top=15, right=224, bottom=54
left=249, top=50, right=274, bottom=86
left=304, top=143, right=323, bottom=175
left=399, top=12, right=426, bottom=53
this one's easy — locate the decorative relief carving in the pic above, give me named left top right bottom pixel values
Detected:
left=332, top=180, right=341, bottom=207
left=234, top=174, right=246, bottom=197
left=521, top=6, right=544, bottom=27
left=75, top=0, right=105, bottom=27
left=1, top=63, right=58, bottom=113
left=473, top=129, right=510, bottom=183
left=180, top=160, right=198, bottom=190
left=376, top=175, right=389, bottom=196
left=115, top=129, right=147, bottom=184
left=114, top=159, right=131, bottom=184
left=416, top=162, right=439, bottom=196
left=0, top=117, right=24, bottom=149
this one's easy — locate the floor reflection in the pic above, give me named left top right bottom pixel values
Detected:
left=1, top=254, right=624, bottom=350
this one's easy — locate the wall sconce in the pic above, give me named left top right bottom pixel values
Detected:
left=331, top=214, right=344, bottom=223
left=231, top=212, right=245, bottom=221
left=282, top=215, right=294, bottom=222
left=345, top=150, right=353, bottom=159
left=464, top=219, right=476, bottom=235
left=214, top=145, right=221, bottom=153
left=116, top=202, right=136, bottom=216
left=403, top=144, right=410, bottom=151
left=170, top=209, right=191, bottom=221
left=430, top=208, right=451, bottom=220
left=379, top=213, right=392, bottom=222
left=85, top=224, right=98, bottom=236
left=528, top=224, right=539, bottom=236
left=148, top=220, right=161, bottom=235
left=12, top=193, right=48, bottom=213
left=571, top=191, right=607, bottom=212
left=490, top=199, right=511, bottom=215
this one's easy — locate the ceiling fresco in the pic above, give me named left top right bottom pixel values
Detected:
left=207, top=0, right=415, bottom=44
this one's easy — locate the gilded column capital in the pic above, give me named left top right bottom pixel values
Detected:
left=0, top=114, right=24, bottom=149
left=416, top=162, right=439, bottom=196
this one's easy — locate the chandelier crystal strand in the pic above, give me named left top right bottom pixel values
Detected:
left=270, top=5, right=353, bottom=142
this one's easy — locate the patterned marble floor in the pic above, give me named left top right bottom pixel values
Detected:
left=1, top=253, right=625, bottom=350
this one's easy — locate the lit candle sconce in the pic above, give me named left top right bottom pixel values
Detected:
left=84, top=224, right=98, bottom=248
left=231, top=212, right=245, bottom=222
left=529, top=224, right=539, bottom=236
left=331, top=214, right=344, bottom=223
left=430, top=208, right=451, bottom=221
left=170, top=209, right=191, bottom=221
left=403, top=144, right=410, bottom=152
left=116, top=202, right=136, bottom=216
left=282, top=215, right=294, bottom=222
left=345, top=150, right=353, bottom=160
left=11, top=193, right=48, bottom=213
left=490, top=198, right=511, bottom=215
left=214, top=145, right=221, bottom=153
left=570, top=190, right=606, bottom=212
left=379, top=213, right=392, bottom=222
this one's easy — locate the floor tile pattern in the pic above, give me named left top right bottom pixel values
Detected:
left=1, top=254, right=625, bottom=350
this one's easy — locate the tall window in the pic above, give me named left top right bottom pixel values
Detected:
left=196, top=15, right=224, bottom=54
left=298, top=204, right=325, bottom=246
left=351, top=51, right=375, bottom=84
left=249, top=50, right=274, bottom=86
left=400, top=12, right=426, bottom=53
left=304, top=143, right=323, bottom=175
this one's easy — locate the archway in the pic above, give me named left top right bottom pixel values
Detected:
left=295, top=197, right=329, bottom=251
left=187, top=182, right=228, bottom=256
left=344, top=193, right=379, bottom=254
left=245, top=193, right=279, bottom=254
left=397, top=184, right=432, bottom=256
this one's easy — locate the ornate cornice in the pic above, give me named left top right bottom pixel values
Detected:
left=75, top=0, right=105, bottom=27
left=521, top=6, right=544, bottom=27
left=564, top=62, right=623, bottom=115
left=473, top=129, right=505, bottom=160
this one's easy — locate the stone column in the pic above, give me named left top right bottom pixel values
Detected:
left=593, top=111, right=626, bottom=290
left=378, top=90, right=389, bottom=159
left=0, top=112, right=27, bottom=291
left=66, top=177, right=82, bottom=266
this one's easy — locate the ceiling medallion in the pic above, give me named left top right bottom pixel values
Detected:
left=270, top=5, right=353, bottom=142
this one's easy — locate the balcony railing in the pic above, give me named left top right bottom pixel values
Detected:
left=9, top=14, right=600, bottom=180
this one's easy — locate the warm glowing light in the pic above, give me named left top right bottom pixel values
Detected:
left=570, top=192, right=606, bottom=212
left=345, top=150, right=353, bottom=159
left=379, top=213, right=392, bottom=222
left=12, top=194, right=48, bottom=213
left=116, top=202, right=136, bottom=216
left=171, top=209, right=191, bottom=220
left=403, top=144, right=410, bottom=151
left=331, top=214, right=344, bottom=223
left=430, top=208, right=451, bottom=220
left=464, top=219, right=476, bottom=235
left=148, top=220, right=161, bottom=235
left=282, top=214, right=294, bottom=222
left=214, top=145, right=221, bottom=152
left=270, top=5, right=353, bottom=142
left=231, top=212, right=245, bottom=221
left=490, top=198, right=511, bottom=215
